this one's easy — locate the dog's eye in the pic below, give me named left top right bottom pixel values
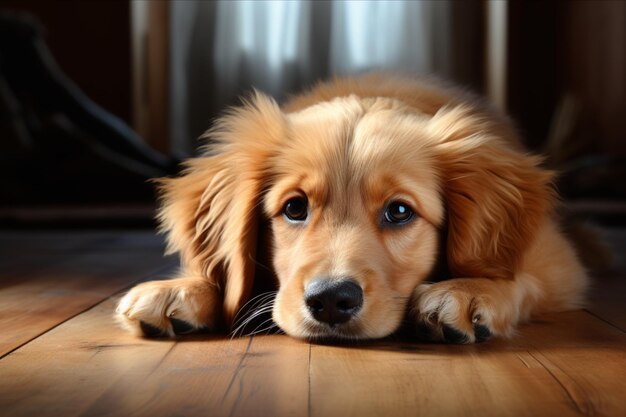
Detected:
left=383, top=201, right=414, bottom=225
left=283, top=197, right=308, bottom=222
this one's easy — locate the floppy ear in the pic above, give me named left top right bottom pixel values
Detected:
left=157, top=92, right=284, bottom=327
left=429, top=106, right=556, bottom=279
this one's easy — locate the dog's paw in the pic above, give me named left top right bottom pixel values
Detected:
left=411, top=278, right=516, bottom=344
left=115, top=277, right=219, bottom=337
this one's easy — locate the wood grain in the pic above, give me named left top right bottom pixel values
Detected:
left=0, top=296, right=310, bottom=417
left=1, top=230, right=624, bottom=417
left=310, top=311, right=626, bottom=417
left=0, top=297, right=177, bottom=417
left=1, top=297, right=624, bottom=417
left=0, top=231, right=175, bottom=357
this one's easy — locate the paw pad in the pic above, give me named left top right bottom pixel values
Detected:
left=473, top=324, right=491, bottom=343
left=170, top=318, right=197, bottom=335
left=442, top=325, right=470, bottom=344
left=138, top=318, right=200, bottom=338
left=140, top=321, right=166, bottom=337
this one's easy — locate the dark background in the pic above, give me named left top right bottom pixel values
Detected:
left=3, top=0, right=132, bottom=124
left=0, top=0, right=624, bottom=227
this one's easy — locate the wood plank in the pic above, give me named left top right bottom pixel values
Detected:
left=585, top=226, right=626, bottom=331
left=79, top=332, right=310, bottom=417
left=514, top=312, right=626, bottom=416
left=1, top=296, right=624, bottom=417
left=0, top=296, right=310, bottom=417
left=587, top=275, right=626, bottom=332
left=0, top=231, right=176, bottom=357
left=309, top=311, right=626, bottom=417
left=0, top=297, right=177, bottom=417
left=1, top=228, right=624, bottom=417
left=0, top=230, right=166, bottom=274
left=0, top=231, right=97, bottom=272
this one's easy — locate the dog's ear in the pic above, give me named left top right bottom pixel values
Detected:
left=429, top=106, right=556, bottom=279
left=157, top=92, right=284, bottom=327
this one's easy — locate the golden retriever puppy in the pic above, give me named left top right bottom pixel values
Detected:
left=116, top=74, right=588, bottom=343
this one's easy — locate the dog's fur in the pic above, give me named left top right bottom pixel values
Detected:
left=116, top=74, right=588, bottom=343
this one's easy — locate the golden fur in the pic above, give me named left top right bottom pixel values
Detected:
left=116, top=74, right=588, bottom=343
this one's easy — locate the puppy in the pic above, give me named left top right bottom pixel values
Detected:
left=116, top=74, right=588, bottom=343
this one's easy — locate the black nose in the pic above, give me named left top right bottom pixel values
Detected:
left=304, top=279, right=363, bottom=326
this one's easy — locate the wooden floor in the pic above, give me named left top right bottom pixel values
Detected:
left=1, top=229, right=625, bottom=417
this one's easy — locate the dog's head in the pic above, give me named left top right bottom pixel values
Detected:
left=159, top=91, right=553, bottom=340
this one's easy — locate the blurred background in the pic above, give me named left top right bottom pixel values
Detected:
left=0, top=0, right=624, bottom=228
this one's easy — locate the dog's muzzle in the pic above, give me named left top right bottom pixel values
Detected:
left=304, top=278, right=363, bottom=326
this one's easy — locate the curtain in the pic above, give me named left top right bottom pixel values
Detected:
left=169, top=0, right=480, bottom=155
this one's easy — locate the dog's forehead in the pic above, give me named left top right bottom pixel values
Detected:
left=287, top=95, right=366, bottom=123
left=284, top=96, right=436, bottom=178
left=266, top=97, right=443, bottom=223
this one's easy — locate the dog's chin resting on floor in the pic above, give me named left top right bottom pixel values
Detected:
left=116, top=74, right=588, bottom=344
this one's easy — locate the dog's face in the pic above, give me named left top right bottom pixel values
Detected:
left=160, top=89, right=553, bottom=341
left=264, top=98, right=444, bottom=339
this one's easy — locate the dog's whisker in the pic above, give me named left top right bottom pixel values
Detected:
left=232, top=319, right=274, bottom=339
left=245, top=318, right=278, bottom=336
left=233, top=291, right=276, bottom=317
left=246, top=325, right=278, bottom=337
left=232, top=291, right=277, bottom=327
left=231, top=308, right=273, bottom=337
left=230, top=301, right=275, bottom=338
left=240, top=305, right=274, bottom=324
left=233, top=296, right=275, bottom=326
